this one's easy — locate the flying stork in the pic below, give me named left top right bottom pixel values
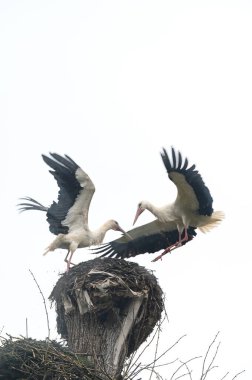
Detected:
left=18, top=153, right=128, bottom=271
left=133, top=147, right=224, bottom=259
left=92, top=219, right=197, bottom=261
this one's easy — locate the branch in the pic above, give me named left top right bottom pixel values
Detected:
left=28, top=269, right=50, bottom=339
left=149, top=316, right=162, bottom=380
left=124, top=316, right=165, bottom=377
left=200, top=331, right=220, bottom=380
left=170, top=356, right=202, bottom=380
left=178, top=358, right=193, bottom=380
left=129, top=334, right=187, bottom=379
left=231, top=370, right=246, bottom=379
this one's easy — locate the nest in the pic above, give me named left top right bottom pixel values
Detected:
left=0, top=336, right=104, bottom=380
left=50, top=258, right=164, bottom=356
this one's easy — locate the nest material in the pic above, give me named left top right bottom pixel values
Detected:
left=50, top=258, right=164, bottom=355
left=0, top=336, right=103, bottom=380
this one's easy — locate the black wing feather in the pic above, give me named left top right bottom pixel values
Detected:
left=161, top=147, right=213, bottom=216
left=17, top=197, right=48, bottom=212
left=42, top=153, right=82, bottom=235
left=93, top=226, right=197, bottom=259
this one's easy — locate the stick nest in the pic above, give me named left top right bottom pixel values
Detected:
left=0, top=336, right=104, bottom=379
left=50, top=258, right=164, bottom=355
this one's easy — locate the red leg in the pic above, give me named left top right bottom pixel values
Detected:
left=66, top=250, right=76, bottom=272
left=151, top=244, right=178, bottom=262
left=152, top=228, right=189, bottom=262
left=64, top=250, right=75, bottom=271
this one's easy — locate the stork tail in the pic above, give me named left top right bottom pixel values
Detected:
left=198, top=211, right=225, bottom=233
left=17, top=197, right=48, bottom=213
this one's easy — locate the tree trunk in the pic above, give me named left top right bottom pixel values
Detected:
left=50, top=258, right=164, bottom=379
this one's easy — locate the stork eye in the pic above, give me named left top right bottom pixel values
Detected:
left=138, top=202, right=142, bottom=208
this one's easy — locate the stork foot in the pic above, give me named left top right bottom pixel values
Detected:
left=65, top=260, right=76, bottom=272
left=151, top=241, right=182, bottom=262
left=152, top=247, right=171, bottom=262
left=64, top=258, right=75, bottom=265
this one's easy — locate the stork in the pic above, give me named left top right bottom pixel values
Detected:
left=133, top=147, right=224, bottom=260
left=92, top=219, right=197, bottom=261
left=18, top=153, right=128, bottom=271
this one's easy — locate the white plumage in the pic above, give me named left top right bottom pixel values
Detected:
left=133, top=147, right=224, bottom=259
left=18, top=153, right=128, bottom=271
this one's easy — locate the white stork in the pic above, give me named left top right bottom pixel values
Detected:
left=92, top=219, right=197, bottom=261
left=133, top=147, right=224, bottom=259
left=18, top=153, right=128, bottom=271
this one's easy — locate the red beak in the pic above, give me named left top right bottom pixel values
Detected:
left=133, top=207, right=144, bottom=225
left=116, top=224, right=132, bottom=239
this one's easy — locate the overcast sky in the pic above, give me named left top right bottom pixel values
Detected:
left=1, top=1, right=252, bottom=378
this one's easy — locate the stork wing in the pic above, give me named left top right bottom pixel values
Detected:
left=161, top=147, right=213, bottom=216
left=92, top=219, right=197, bottom=259
left=42, top=153, right=95, bottom=234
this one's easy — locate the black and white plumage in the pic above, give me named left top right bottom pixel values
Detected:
left=92, top=220, right=197, bottom=261
left=133, top=147, right=224, bottom=258
left=18, top=153, right=128, bottom=271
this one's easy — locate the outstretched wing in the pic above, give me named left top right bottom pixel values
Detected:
left=42, top=153, right=95, bottom=235
left=92, top=219, right=197, bottom=259
left=161, top=147, right=213, bottom=216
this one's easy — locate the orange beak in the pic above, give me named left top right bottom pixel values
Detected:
left=116, top=224, right=132, bottom=239
left=133, top=206, right=144, bottom=225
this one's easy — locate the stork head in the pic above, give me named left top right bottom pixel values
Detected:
left=109, top=220, right=132, bottom=239
left=133, top=201, right=148, bottom=225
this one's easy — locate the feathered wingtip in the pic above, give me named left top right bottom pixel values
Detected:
left=17, top=197, right=48, bottom=213
left=198, top=211, right=225, bottom=233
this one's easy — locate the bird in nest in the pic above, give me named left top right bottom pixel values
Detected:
left=18, top=153, right=129, bottom=271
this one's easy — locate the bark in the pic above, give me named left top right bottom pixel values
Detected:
left=50, top=258, right=164, bottom=380
left=65, top=295, right=144, bottom=379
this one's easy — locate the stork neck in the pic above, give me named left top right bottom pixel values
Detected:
left=145, top=202, right=177, bottom=223
left=93, top=221, right=114, bottom=245
left=144, top=201, right=161, bottom=218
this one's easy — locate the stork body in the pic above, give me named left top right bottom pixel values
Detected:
left=133, top=147, right=224, bottom=259
left=92, top=219, right=197, bottom=260
left=18, top=153, right=127, bottom=271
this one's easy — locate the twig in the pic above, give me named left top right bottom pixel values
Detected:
left=26, top=317, right=28, bottom=338
left=170, top=356, right=202, bottom=380
left=219, top=372, right=229, bottom=380
left=148, top=334, right=187, bottom=367
left=29, top=269, right=50, bottom=339
left=179, top=359, right=193, bottom=380
left=149, top=318, right=162, bottom=380
left=129, top=335, right=187, bottom=379
left=200, top=331, right=220, bottom=380
left=231, top=370, right=246, bottom=379
left=124, top=316, right=165, bottom=377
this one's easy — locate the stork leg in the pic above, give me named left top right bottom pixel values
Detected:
left=66, top=242, right=78, bottom=272
left=172, top=227, right=189, bottom=248
left=151, top=244, right=178, bottom=262
left=152, top=228, right=189, bottom=262
left=178, top=227, right=188, bottom=245
left=176, top=225, right=188, bottom=246
left=64, top=250, right=75, bottom=269
left=66, top=251, right=75, bottom=272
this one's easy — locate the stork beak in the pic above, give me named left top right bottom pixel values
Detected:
left=133, top=207, right=144, bottom=225
left=117, top=225, right=132, bottom=240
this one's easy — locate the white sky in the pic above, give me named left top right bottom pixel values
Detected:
left=1, top=1, right=252, bottom=378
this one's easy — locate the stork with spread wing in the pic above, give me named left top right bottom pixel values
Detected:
left=93, top=147, right=223, bottom=262
left=92, top=219, right=197, bottom=261
left=18, top=153, right=128, bottom=271
left=133, top=147, right=224, bottom=259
